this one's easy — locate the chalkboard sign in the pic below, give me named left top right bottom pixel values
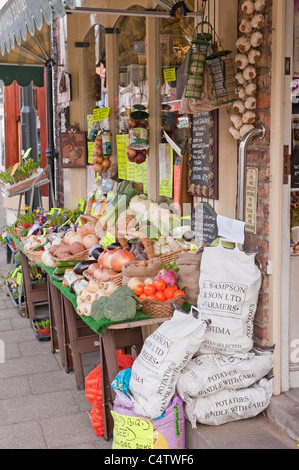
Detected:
left=187, top=110, right=219, bottom=199
left=191, top=202, right=218, bottom=247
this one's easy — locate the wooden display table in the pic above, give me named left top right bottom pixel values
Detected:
left=20, top=251, right=48, bottom=320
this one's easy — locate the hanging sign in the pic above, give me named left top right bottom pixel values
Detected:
left=191, top=202, right=218, bottom=247
left=116, top=134, right=129, bottom=180
left=188, top=111, right=219, bottom=199
left=159, top=143, right=173, bottom=198
left=245, top=168, right=258, bottom=234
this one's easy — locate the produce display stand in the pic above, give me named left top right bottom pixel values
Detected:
left=13, top=238, right=172, bottom=439
left=1, top=165, right=55, bottom=215
left=19, top=251, right=48, bottom=320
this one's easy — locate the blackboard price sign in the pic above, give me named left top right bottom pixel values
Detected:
left=188, top=110, right=218, bottom=199
left=191, top=202, right=218, bottom=247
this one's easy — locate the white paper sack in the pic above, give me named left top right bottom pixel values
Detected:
left=197, top=244, right=262, bottom=354
left=185, top=378, right=273, bottom=427
left=129, top=310, right=209, bottom=419
left=176, top=349, right=274, bottom=399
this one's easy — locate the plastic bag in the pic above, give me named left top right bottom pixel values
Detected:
left=185, top=378, right=273, bottom=427
left=111, top=389, right=185, bottom=449
left=176, top=348, right=274, bottom=400
left=85, top=350, right=135, bottom=437
left=129, top=308, right=209, bottom=419
left=197, top=243, right=262, bottom=355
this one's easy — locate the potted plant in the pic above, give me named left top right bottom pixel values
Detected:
left=32, top=317, right=51, bottom=340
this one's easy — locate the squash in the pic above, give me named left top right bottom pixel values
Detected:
left=63, top=231, right=78, bottom=245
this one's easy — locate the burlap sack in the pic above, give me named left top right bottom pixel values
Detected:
left=176, top=252, right=202, bottom=305
left=122, top=258, right=164, bottom=286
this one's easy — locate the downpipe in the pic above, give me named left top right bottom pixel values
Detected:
left=237, top=124, right=266, bottom=222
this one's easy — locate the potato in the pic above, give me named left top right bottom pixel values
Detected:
left=55, top=246, right=72, bottom=259
left=70, top=241, right=85, bottom=255
left=49, top=245, right=59, bottom=255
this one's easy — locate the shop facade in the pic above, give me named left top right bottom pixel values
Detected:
left=51, top=0, right=288, bottom=388
left=0, top=0, right=297, bottom=399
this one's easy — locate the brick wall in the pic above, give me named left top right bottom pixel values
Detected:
left=238, top=0, right=272, bottom=347
left=52, top=12, right=64, bottom=207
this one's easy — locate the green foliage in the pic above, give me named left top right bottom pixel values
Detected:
left=0, top=158, right=41, bottom=186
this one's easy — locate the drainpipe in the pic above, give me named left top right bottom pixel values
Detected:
left=45, top=59, right=57, bottom=209
left=237, top=124, right=266, bottom=222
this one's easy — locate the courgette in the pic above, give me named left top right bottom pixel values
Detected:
left=55, top=260, right=80, bottom=268
left=51, top=274, right=64, bottom=282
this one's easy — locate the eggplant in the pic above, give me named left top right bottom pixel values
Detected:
left=73, top=260, right=97, bottom=275
left=91, top=246, right=104, bottom=260
left=88, top=243, right=104, bottom=259
left=106, top=242, right=121, bottom=250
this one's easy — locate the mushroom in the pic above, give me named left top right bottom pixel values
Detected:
left=245, top=82, right=257, bottom=96
left=251, top=14, right=265, bottom=30
left=242, top=110, right=256, bottom=124
left=235, top=53, right=249, bottom=70
left=248, top=48, right=261, bottom=65
left=239, top=18, right=253, bottom=35
left=245, top=96, right=257, bottom=110
left=235, top=72, right=246, bottom=86
left=230, top=113, right=243, bottom=130
left=255, top=0, right=266, bottom=12
left=243, top=65, right=257, bottom=81
left=242, top=0, right=255, bottom=15
left=229, top=126, right=241, bottom=140
left=236, top=36, right=251, bottom=53
left=250, top=31, right=263, bottom=48
left=240, top=124, right=254, bottom=138
left=233, top=100, right=246, bottom=114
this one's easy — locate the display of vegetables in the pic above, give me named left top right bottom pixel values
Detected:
left=99, top=180, right=137, bottom=229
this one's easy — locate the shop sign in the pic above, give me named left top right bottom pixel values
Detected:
left=191, top=202, right=218, bottom=247
left=60, top=126, right=87, bottom=169
left=245, top=168, right=258, bottom=234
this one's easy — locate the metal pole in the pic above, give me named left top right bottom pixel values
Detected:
left=237, top=124, right=266, bottom=221
left=21, top=82, right=40, bottom=209
left=45, top=59, right=56, bottom=209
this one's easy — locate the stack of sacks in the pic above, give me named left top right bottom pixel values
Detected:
left=176, top=243, right=274, bottom=427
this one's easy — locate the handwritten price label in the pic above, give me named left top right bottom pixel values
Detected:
left=92, top=107, right=110, bottom=122
left=163, top=68, right=176, bottom=82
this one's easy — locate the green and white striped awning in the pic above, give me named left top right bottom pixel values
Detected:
left=0, top=0, right=76, bottom=55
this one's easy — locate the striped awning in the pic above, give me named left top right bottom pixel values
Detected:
left=0, top=0, right=76, bottom=86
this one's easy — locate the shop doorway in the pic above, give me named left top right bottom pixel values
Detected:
left=282, top=0, right=299, bottom=390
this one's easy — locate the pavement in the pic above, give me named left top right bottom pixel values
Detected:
left=0, top=207, right=298, bottom=449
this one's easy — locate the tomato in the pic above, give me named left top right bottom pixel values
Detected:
left=139, top=293, right=148, bottom=301
left=154, top=279, right=166, bottom=291
left=173, top=285, right=178, bottom=291
left=164, top=287, right=175, bottom=299
left=173, top=290, right=185, bottom=297
left=155, top=291, right=166, bottom=302
left=147, top=295, right=157, bottom=300
left=144, top=284, right=156, bottom=296
left=134, top=285, right=144, bottom=296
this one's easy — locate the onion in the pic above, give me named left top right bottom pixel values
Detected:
left=102, top=159, right=111, bottom=169
left=86, top=263, right=100, bottom=276
left=100, top=269, right=118, bottom=282
left=128, top=277, right=144, bottom=290
left=134, top=152, right=147, bottom=164
left=110, top=249, right=136, bottom=273
left=93, top=269, right=103, bottom=281
left=126, top=146, right=137, bottom=159
left=102, top=248, right=120, bottom=269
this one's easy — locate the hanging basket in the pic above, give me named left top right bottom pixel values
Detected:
left=185, top=21, right=238, bottom=108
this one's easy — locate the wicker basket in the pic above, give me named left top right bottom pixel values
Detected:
left=134, top=294, right=185, bottom=318
left=24, top=249, right=45, bottom=264
left=53, top=249, right=89, bottom=263
left=117, top=229, right=156, bottom=259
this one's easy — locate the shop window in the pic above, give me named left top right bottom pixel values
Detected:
left=82, top=24, right=106, bottom=117
left=114, top=6, right=147, bottom=136
left=159, top=2, right=195, bottom=204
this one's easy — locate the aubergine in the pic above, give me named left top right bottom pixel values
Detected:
left=73, top=260, right=97, bottom=275
left=106, top=242, right=121, bottom=250
left=88, top=243, right=104, bottom=259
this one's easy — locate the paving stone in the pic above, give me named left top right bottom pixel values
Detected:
left=28, top=370, right=76, bottom=395
left=0, top=375, right=32, bottom=400
left=0, top=421, right=47, bottom=449
left=18, top=339, right=53, bottom=357
left=0, top=319, right=13, bottom=332
left=40, top=412, right=109, bottom=449
left=0, top=390, right=81, bottom=425
left=0, top=353, right=60, bottom=379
